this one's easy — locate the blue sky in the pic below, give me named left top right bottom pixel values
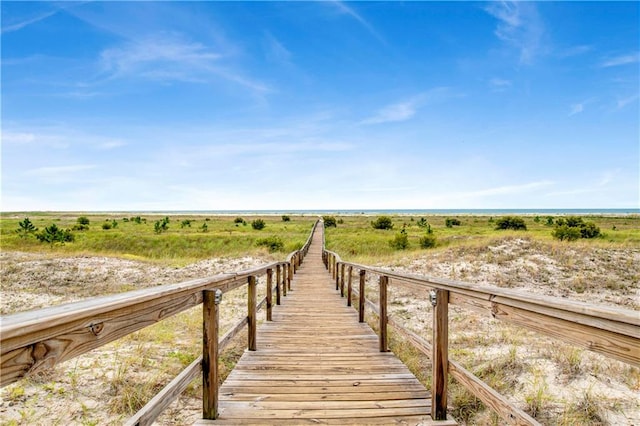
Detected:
left=2, top=1, right=638, bottom=211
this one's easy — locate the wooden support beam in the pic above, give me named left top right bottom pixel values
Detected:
left=266, top=269, right=273, bottom=322
left=347, top=266, right=353, bottom=307
left=248, top=276, right=257, bottom=351
left=340, top=263, right=346, bottom=297
left=203, top=289, right=221, bottom=420
left=431, top=289, right=449, bottom=421
left=379, top=276, right=388, bottom=352
left=276, top=265, right=281, bottom=306
left=359, top=270, right=366, bottom=323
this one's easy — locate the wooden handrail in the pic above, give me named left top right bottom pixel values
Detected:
left=323, top=245, right=639, bottom=425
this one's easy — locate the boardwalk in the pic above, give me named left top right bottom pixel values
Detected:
left=196, top=228, right=456, bottom=425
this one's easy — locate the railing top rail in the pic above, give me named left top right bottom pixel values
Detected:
left=333, top=257, right=639, bottom=328
left=0, top=262, right=288, bottom=338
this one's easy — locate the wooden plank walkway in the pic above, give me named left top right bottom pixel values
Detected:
left=196, top=227, right=456, bottom=425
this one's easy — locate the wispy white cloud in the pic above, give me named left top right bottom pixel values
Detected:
left=99, top=32, right=269, bottom=93
left=485, top=1, right=545, bottom=64
left=569, top=103, right=584, bottom=116
left=600, top=52, right=640, bottom=68
left=360, top=100, right=420, bottom=125
left=557, top=45, right=591, bottom=58
left=1, top=132, right=37, bottom=144
left=616, top=94, right=639, bottom=110
left=458, top=181, right=554, bottom=198
left=25, top=165, right=97, bottom=177
left=1, top=10, right=57, bottom=34
left=546, top=171, right=619, bottom=197
left=264, top=32, right=292, bottom=65
left=100, top=33, right=219, bottom=79
left=330, top=1, right=386, bottom=44
left=98, top=140, right=127, bottom=150
left=489, top=78, right=512, bottom=91
left=360, top=88, right=454, bottom=125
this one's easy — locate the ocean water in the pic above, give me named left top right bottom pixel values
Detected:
left=132, top=208, right=639, bottom=216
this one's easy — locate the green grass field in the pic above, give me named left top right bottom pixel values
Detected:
left=1, top=213, right=318, bottom=266
left=324, top=214, right=640, bottom=263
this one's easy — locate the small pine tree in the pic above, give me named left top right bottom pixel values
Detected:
left=419, top=234, right=438, bottom=248
left=16, top=217, right=38, bottom=238
left=390, top=226, right=409, bottom=249
left=36, top=224, right=74, bottom=245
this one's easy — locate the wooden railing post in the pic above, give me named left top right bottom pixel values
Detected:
left=332, top=255, right=337, bottom=280
left=203, top=289, right=222, bottom=420
left=283, top=264, right=288, bottom=297
left=379, top=275, right=388, bottom=352
left=347, top=266, right=353, bottom=307
left=276, top=265, right=281, bottom=306
left=431, top=289, right=449, bottom=421
left=266, top=269, right=273, bottom=322
left=248, top=276, right=257, bottom=351
left=336, top=262, right=340, bottom=291
left=359, top=270, right=366, bottom=323
left=288, top=261, right=292, bottom=292
left=340, top=263, right=346, bottom=297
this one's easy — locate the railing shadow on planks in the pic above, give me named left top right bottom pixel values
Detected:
left=0, top=220, right=320, bottom=426
left=323, top=234, right=640, bottom=426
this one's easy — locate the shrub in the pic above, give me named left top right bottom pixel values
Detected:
left=251, top=219, right=266, bottom=230
left=281, top=215, right=291, bottom=222
left=154, top=217, right=170, bottom=234
left=111, top=220, right=118, bottom=229
left=15, top=217, right=38, bottom=238
left=552, top=216, right=600, bottom=241
left=417, top=217, right=429, bottom=228
left=337, top=218, right=344, bottom=224
left=445, top=218, right=461, bottom=228
left=36, top=224, right=74, bottom=245
left=419, top=234, right=438, bottom=249
left=323, top=216, right=337, bottom=228
left=495, top=216, right=527, bottom=231
left=180, top=219, right=193, bottom=228
left=390, top=228, right=409, bottom=250
left=552, top=225, right=581, bottom=241
left=77, top=216, right=90, bottom=226
left=200, top=223, right=208, bottom=233
left=102, top=222, right=112, bottom=230
left=234, top=217, right=245, bottom=225
left=545, top=216, right=554, bottom=226
left=256, top=236, right=284, bottom=253
left=580, top=222, right=601, bottom=239
left=372, top=216, right=394, bottom=230
left=131, top=216, right=145, bottom=224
